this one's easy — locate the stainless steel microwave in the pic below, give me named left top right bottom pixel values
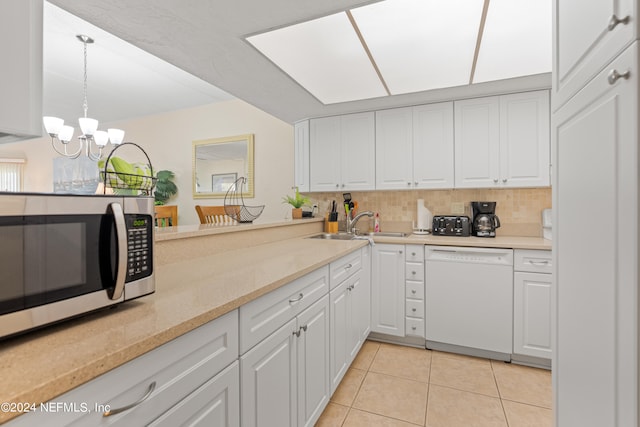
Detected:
left=0, top=193, right=155, bottom=339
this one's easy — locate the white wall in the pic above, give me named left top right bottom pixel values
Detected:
left=0, top=99, right=296, bottom=225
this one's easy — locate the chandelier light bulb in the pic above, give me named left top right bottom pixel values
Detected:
left=93, top=130, right=109, bottom=147
left=79, top=117, right=99, bottom=136
left=43, top=116, right=64, bottom=136
left=107, top=128, right=125, bottom=145
left=58, top=125, right=75, bottom=143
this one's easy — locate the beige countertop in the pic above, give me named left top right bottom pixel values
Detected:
left=0, top=236, right=366, bottom=424
left=0, top=227, right=550, bottom=423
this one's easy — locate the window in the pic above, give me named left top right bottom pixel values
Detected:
left=0, top=158, right=25, bottom=192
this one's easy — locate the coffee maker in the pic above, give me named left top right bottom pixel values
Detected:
left=471, top=201, right=501, bottom=237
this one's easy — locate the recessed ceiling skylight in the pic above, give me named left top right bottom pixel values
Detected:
left=246, top=0, right=551, bottom=105
left=351, top=0, right=484, bottom=95
left=247, top=12, right=387, bottom=104
left=473, top=0, right=552, bottom=83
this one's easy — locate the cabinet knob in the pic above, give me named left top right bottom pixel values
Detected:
left=411, top=252, right=416, bottom=256
left=412, top=271, right=416, bottom=275
left=335, top=184, right=339, bottom=188
left=412, top=308, right=417, bottom=312
left=412, top=326, right=417, bottom=331
left=493, top=178, right=498, bottom=183
left=608, top=14, right=630, bottom=31
left=502, top=178, right=507, bottom=183
left=608, top=69, right=631, bottom=85
left=407, top=182, right=412, bottom=186
left=341, top=184, right=345, bottom=188
left=399, top=250, right=403, bottom=254
left=412, top=290, right=417, bottom=294
left=414, top=182, right=418, bottom=186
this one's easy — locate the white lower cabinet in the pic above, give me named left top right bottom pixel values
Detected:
left=7, top=310, right=240, bottom=427
left=150, top=361, right=240, bottom=427
left=371, top=244, right=405, bottom=337
left=329, top=270, right=368, bottom=394
left=241, top=295, right=330, bottom=427
left=513, top=249, right=552, bottom=360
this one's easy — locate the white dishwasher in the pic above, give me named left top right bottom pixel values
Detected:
left=425, top=246, right=513, bottom=361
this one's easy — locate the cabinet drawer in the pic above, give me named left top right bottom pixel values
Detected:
left=405, top=262, right=424, bottom=282
left=330, top=249, right=362, bottom=289
left=405, top=245, right=424, bottom=262
left=405, top=281, right=424, bottom=300
left=406, top=299, right=424, bottom=319
left=514, top=249, right=552, bottom=274
left=240, top=266, right=329, bottom=354
left=9, top=310, right=239, bottom=427
left=406, top=317, right=425, bottom=337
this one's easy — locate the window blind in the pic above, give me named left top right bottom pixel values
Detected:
left=0, top=158, right=25, bottom=192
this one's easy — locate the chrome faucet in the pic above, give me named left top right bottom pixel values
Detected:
left=346, top=211, right=374, bottom=234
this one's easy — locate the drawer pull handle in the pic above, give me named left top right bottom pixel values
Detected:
left=608, top=69, right=631, bottom=85
left=289, top=293, right=304, bottom=303
left=528, top=260, right=550, bottom=266
left=294, top=325, right=309, bottom=337
left=412, top=308, right=417, bottom=312
left=103, top=381, right=156, bottom=417
left=412, top=326, right=417, bottom=330
left=411, top=290, right=417, bottom=294
left=608, top=14, right=630, bottom=31
left=345, top=263, right=353, bottom=270
left=347, top=285, right=355, bottom=291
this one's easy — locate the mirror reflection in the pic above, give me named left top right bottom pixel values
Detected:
left=192, top=134, right=254, bottom=198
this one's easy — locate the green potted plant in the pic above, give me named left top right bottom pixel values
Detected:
left=282, top=187, right=310, bottom=219
left=154, top=170, right=178, bottom=205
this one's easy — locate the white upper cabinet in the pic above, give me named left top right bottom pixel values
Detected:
left=553, top=0, right=637, bottom=111
left=0, top=0, right=43, bottom=143
left=309, top=112, right=375, bottom=192
left=499, top=91, right=551, bottom=187
left=375, top=107, right=413, bottom=190
left=454, top=96, right=501, bottom=188
left=376, top=102, right=454, bottom=190
left=294, top=120, right=310, bottom=192
left=455, top=90, right=550, bottom=188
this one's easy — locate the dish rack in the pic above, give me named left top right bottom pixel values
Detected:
left=100, top=142, right=156, bottom=195
left=224, top=176, right=264, bottom=223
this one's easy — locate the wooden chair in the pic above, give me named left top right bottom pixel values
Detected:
left=155, top=205, right=178, bottom=227
left=195, top=205, right=238, bottom=224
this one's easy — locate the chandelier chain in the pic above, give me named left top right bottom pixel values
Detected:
left=82, top=39, right=88, bottom=118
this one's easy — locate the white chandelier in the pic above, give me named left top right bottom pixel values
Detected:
left=43, top=35, right=124, bottom=161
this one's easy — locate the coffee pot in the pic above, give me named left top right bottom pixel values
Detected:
left=470, top=201, right=501, bottom=237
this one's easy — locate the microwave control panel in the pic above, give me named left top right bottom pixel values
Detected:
left=125, top=214, right=153, bottom=282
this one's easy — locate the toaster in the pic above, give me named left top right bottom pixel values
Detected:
left=432, top=216, right=471, bottom=236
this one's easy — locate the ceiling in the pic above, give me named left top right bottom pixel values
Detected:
left=45, top=0, right=551, bottom=125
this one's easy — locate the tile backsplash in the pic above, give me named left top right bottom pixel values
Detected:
left=309, top=187, right=551, bottom=237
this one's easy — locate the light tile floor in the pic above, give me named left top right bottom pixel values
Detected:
left=316, top=340, right=552, bottom=427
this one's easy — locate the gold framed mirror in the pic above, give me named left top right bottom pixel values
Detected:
left=192, top=134, right=255, bottom=198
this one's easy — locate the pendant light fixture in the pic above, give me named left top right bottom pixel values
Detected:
left=43, top=34, right=124, bottom=160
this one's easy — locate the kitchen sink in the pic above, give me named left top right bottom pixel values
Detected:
left=308, top=232, right=358, bottom=240
left=367, top=231, right=409, bottom=237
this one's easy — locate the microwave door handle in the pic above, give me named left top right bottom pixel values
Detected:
left=108, top=202, right=127, bottom=300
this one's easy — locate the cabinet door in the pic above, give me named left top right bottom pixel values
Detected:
left=341, top=112, right=375, bottom=191
left=357, top=246, right=371, bottom=342
left=371, top=244, right=405, bottom=337
left=375, top=107, right=414, bottom=190
left=0, top=0, right=42, bottom=143
left=294, top=120, right=310, bottom=192
left=413, top=102, right=455, bottom=189
left=513, top=272, right=552, bottom=359
left=296, top=296, right=330, bottom=427
left=553, top=42, right=638, bottom=427
left=499, top=91, right=550, bottom=187
left=241, top=318, right=297, bottom=427
left=329, top=279, right=351, bottom=394
left=310, top=116, right=341, bottom=191
left=454, top=97, right=500, bottom=188
left=553, top=0, right=637, bottom=111
left=149, top=362, right=240, bottom=427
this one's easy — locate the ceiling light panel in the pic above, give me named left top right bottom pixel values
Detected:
left=473, top=0, right=552, bottom=83
left=247, top=12, right=387, bottom=104
left=351, top=0, right=485, bottom=95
